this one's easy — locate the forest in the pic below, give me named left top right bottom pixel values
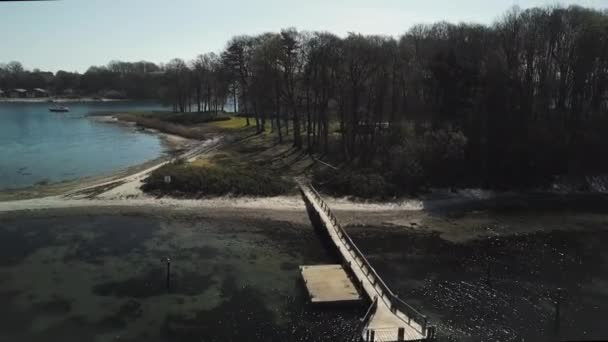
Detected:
left=2, top=5, right=607, bottom=194
left=173, top=5, right=608, bottom=194
left=0, top=60, right=164, bottom=99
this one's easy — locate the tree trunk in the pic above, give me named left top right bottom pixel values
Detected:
left=306, top=89, right=312, bottom=152
left=254, top=100, right=261, bottom=132
left=293, top=108, right=302, bottom=148
left=197, top=84, right=202, bottom=112
left=323, top=106, right=329, bottom=155
left=242, top=88, right=250, bottom=126
left=232, top=86, right=238, bottom=113
left=276, top=108, right=283, bottom=143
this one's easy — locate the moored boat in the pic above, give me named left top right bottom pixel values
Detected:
left=49, top=106, right=70, bottom=112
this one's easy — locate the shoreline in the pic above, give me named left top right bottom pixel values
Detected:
left=90, top=114, right=196, bottom=150
left=0, top=153, right=173, bottom=202
left=0, top=114, right=202, bottom=202
left=3, top=190, right=608, bottom=246
left=3, top=111, right=608, bottom=221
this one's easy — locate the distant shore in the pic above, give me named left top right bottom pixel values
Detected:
left=0, top=97, right=128, bottom=103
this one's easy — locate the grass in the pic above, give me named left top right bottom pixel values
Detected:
left=118, top=112, right=331, bottom=197
left=116, top=113, right=207, bottom=140
left=161, top=112, right=231, bottom=125
left=113, top=112, right=252, bottom=140
left=121, top=111, right=469, bottom=199
left=210, top=117, right=248, bottom=130
left=189, top=157, right=216, bottom=168
left=230, top=130, right=316, bottom=177
left=142, top=154, right=294, bottom=197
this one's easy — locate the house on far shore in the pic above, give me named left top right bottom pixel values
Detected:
left=0, top=89, right=5, bottom=97
left=10, top=89, right=28, bottom=98
left=103, top=89, right=127, bottom=99
left=62, top=88, right=77, bottom=98
left=33, top=88, right=49, bottom=98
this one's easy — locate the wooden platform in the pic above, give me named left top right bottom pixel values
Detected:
left=300, top=265, right=362, bottom=304
left=298, top=182, right=433, bottom=341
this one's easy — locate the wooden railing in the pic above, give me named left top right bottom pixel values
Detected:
left=357, top=296, right=379, bottom=341
left=299, top=181, right=433, bottom=337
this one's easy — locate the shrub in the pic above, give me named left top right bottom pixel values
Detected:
left=313, top=127, right=468, bottom=198
left=349, top=172, right=391, bottom=198
left=142, top=156, right=293, bottom=197
left=422, top=128, right=467, bottom=185
left=163, top=113, right=230, bottom=125
left=388, top=127, right=466, bottom=189
left=312, top=168, right=393, bottom=199
left=387, top=142, right=425, bottom=193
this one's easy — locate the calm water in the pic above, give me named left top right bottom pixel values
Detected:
left=0, top=102, right=168, bottom=190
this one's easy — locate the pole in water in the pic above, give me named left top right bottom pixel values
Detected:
left=486, top=260, right=492, bottom=287
left=166, top=257, right=171, bottom=291
left=485, top=238, right=492, bottom=288
left=554, top=288, right=562, bottom=333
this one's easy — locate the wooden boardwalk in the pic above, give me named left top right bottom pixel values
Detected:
left=298, top=181, right=436, bottom=342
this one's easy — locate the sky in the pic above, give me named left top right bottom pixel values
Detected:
left=1, top=0, right=606, bottom=73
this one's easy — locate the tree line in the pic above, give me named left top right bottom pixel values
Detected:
left=0, top=60, right=164, bottom=99
left=174, top=5, right=608, bottom=191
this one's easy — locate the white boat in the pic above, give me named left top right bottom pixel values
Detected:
left=49, top=106, right=70, bottom=112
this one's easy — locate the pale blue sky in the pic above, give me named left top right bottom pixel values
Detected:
left=1, top=0, right=606, bottom=72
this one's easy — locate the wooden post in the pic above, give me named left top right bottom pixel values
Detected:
left=554, top=288, right=562, bottom=333
left=398, top=327, right=405, bottom=341
left=370, top=329, right=375, bottom=342
left=166, top=257, right=171, bottom=290
left=486, top=261, right=492, bottom=288
left=427, top=326, right=436, bottom=339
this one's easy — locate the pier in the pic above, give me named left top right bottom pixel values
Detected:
left=298, top=181, right=436, bottom=342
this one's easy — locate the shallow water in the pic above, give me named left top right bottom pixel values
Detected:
left=0, top=102, right=167, bottom=190
left=349, top=209, right=608, bottom=341
left=1, top=206, right=607, bottom=341
left=0, top=212, right=363, bottom=342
